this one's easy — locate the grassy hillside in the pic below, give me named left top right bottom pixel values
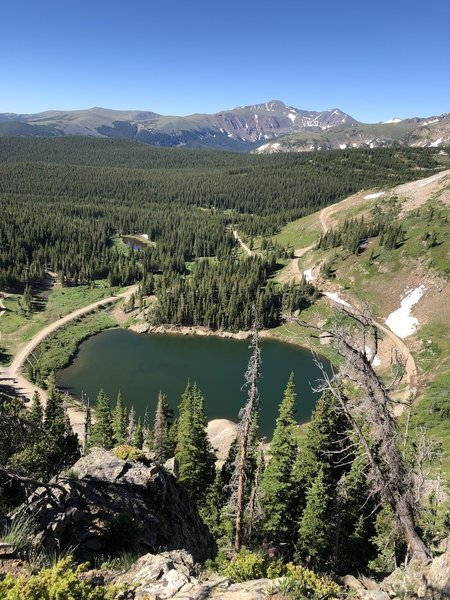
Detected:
left=267, top=167, right=450, bottom=471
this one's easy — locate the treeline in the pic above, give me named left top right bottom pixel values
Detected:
left=152, top=255, right=318, bottom=330
left=0, top=196, right=233, bottom=289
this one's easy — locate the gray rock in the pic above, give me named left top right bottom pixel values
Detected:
left=117, top=550, right=196, bottom=599
left=358, top=592, right=390, bottom=600
left=381, top=550, right=450, bottom=599
left=426, top=550, right=450, bottom=599
left=0, top=543, right=16, bottom=557
left=171, top=577, right=272, bottom=599
left=164, top=457, right=179, bottom=479
left=338, top=574, right=365, bottom=590
left=11, top=449, right=216, bottom=563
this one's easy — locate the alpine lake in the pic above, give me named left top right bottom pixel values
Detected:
left=56, top=328, right=332, bottom=438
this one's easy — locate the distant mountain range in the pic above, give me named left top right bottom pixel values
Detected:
left=0, top=101, right=448, bottom=153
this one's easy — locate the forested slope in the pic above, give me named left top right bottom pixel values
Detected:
left=0, top=138, right=444, bottom=329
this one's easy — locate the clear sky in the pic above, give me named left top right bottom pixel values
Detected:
left=2, top=0, right=449, bottom=122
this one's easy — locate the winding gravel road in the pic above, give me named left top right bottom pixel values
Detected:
left=1, top=285, right=138, bottom=436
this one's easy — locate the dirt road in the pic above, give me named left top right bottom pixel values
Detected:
left=283, top=196, right=419, bottom=403
left=232, top=230, right=253, bottom=256
left=1, top=285, right=138, bottom=436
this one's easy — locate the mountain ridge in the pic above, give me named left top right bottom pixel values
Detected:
left=0, top=101, right=448, bottom=152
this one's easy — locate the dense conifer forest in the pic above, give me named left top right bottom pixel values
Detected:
left=0, top=138, right=442, bottom=329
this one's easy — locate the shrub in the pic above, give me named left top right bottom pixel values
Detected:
left=113, top=445, right=148, bottom=464
left=0, top=556, right=117, bottom=599
left=282, top=563, right=342, bottom=598
left=223, top=548, right=267, bottom=582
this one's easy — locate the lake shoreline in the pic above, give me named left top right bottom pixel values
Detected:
left=129, top=321, right=253, bottom=340
left=57, top=325, right=331, bottom=438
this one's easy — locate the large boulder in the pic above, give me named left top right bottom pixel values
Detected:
left=11, top=448, right=216, bottom=563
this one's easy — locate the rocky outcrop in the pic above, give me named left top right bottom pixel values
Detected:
left=11, top=449, right=216, bottom=563
left=380, top=548, right=450, bottom=599
left=115, top=550, right=196, bottom=599
left=115, top=553, right=273, bottom=600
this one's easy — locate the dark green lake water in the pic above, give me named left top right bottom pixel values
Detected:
left=56, top=329, right=331, bottom=437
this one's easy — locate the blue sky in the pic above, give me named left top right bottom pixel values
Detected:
left=2, top=0, right=449, bottom=122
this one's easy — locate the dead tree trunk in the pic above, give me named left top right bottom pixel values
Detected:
left=234, top=309, right=261, bottom=553
left=294, top=308, right=431, bottom=564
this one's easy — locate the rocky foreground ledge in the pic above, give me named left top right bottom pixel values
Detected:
left=4, top=448, right=450, bottom=599
left=10, top=448, right=216, bottom=564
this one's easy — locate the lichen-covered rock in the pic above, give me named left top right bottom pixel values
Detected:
left=116, top=550, right=196, bottom=599
left=11, top=449, right=216, bottom=563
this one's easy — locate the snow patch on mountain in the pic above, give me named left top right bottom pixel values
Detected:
left=383, top=118, right=402, bottom=124
left=303, top=268, right=315, bottom=282
left=430, top=137, right=443, bottom=147
left=364, top=192, right=385, bottom=200
left=385, top=285, right=426, bottom=338
left=323, top=292, right=352, bottom=308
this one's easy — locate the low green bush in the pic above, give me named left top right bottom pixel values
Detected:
left=0, top=556, right=117, bottom=600
left=280, top=563, right=342, bottom=599
left=223, top=548, right=267, bottom=582
left=217, top=548, right=341, bottom=599
left=113, top=445, right=148, bottom=464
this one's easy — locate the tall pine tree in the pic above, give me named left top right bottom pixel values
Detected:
left=112, top=390, right=127, bottom=445
left=89, top=389, right=114, bottom=450
left=176, top=382, right=216, bottom=505
left=30, top=391, right=43, bottom=425
left=151, top=391, right=172, bottom=462
left=260, top=372, right=298, bottom=550
left=297, top=468, right=331, bottom=570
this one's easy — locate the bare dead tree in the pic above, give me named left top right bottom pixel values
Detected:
left=290, top=307, right=431, bottom=564
left=233, top=307, right=262, bottom=553
left=244, top=440, right=265, bottom=544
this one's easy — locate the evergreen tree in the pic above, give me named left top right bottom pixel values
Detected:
left=331, top=455, right=375, bottom=573
left=260, top=372, right=298, bottom=550
left=30, top=391, right=43, bottom=425
left=176, top=382, right=216, bottom=504
left=165, top=417, right=178, bottom=459
left=291, top=390, right=349, bottom=520
left=368, top=504, right=406, bottom=573
left=151, top=391, right=171, bottom=462
left=200, top=470, right=227, bottom=541
left=112, top=390, right=127, bottom=445
left=297, top=468, right=331, bottom=570
left=20, top=377, right=80, bottom=478
left=44, top=372, right=64, bottom=435
left=89, top=389, right=114, bottom=449
left=134, top=418, right=144, bottom=449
